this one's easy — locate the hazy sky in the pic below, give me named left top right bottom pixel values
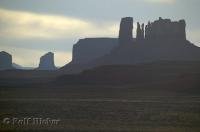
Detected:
left=0, top=0, right=199, bottom=67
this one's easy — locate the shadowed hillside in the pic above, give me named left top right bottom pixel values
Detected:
left=58, top=61, right=200, bottom=90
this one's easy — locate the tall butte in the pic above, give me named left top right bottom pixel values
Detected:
left=37, top=52, right=57, bottom=70
left=118, top=17, right=133, bottom=45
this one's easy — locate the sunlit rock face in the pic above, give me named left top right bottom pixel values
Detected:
left=119, top=17, right=134, bottom=45
left=38, top=52, right=57, bottom=70
left=0, top=51, right=13, bottom=70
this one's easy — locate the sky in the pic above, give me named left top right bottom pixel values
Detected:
left=0, top=0, right=199, bottom=67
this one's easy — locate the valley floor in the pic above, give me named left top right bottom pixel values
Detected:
left=1, top=85, right=200, bottom=132
left=1, top=61, right=200, bottom=131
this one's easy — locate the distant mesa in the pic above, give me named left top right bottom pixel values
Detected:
left=0, top=51, right=13, bottom=70
left=71, top=38, right=118, bottom=65
left=60, top=38, right=118, bottom=73
left=61, top=17, right=200, bottom=73
left=91, top=17, right=197, bottom=65
left=37, top=52, right=57, bottom=70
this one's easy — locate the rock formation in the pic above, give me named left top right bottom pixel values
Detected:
left=61, top=17, right=200, bottom=74
left=145, top=17, right=186, bottom=40
left=141, top=23, right=145, bottom=40
left=71, top=38, right=118, bottom=64
left=136, top=22, right=145, bottom=41
left=89, top=17, right=200, bottom=65
left=145, top=21, right=151, bottom=40
left=0, top=51, right=13, bottom=70
left=38, top=52, right=57, bottom=70
left=118, top=17, right=133, bottom=45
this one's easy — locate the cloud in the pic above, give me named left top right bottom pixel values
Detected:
left=0, top=8, right=119, bottom=39
left=144, top=0, right=176, bottom=4
left=54, top=52, right=72, bottom=67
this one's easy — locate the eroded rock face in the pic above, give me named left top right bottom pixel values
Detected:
left=38, top=52, right=57, bottom=70
left=145, top=17, right=186, bottom=40
left=0, top=51, right=13, bottom=70
left=119, top=17, right=133, bottom=45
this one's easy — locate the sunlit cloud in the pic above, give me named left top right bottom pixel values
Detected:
left=144, top=0, right=176, bottom=4
left=0, top=8, right=118, bottom=39
left=54, top=52, right=72, bottom=67
left=187, top=30, right=200, bottom=47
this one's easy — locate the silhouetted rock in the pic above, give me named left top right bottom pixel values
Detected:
left=71, top=38, right=118, bottom=64
left=38, top=52, right=57, bottom=70
left=141, top=23, right=145, bottom=40
left=119, top=17, right=133, bottom=45
left=61, top=17, right=200, bottom=74
left=60, top=38, right=118, bottom=73
left=145, top=17, right=186, bottom=40
left=136, top=22, right=145, bottom=41
left=145, top=21, right=151, bottom=40
left=0, top=51, right=13, bottom=70
left=89, top=17, right=200, bottom=65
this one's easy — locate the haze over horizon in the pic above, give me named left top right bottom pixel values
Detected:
left=0, top=0, right=199, bottom=67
